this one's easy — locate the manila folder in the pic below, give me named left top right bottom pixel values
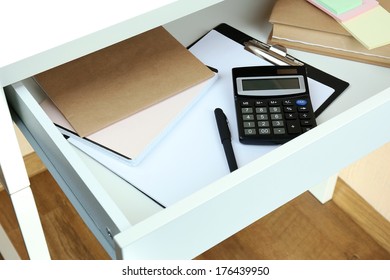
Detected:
left=35, top=26, right=214, bottom=137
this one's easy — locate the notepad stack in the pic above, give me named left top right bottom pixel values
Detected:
left=268, top=0, right=390, bottom=67
left=35, top=26, right=216, bottom=166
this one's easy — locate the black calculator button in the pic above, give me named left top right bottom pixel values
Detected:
left=285, top=113, right=298, bottom=119
left=255, top=100, right=267, bottom=106
left=297, top=106, right=309, bottom=112
left=300, top=120, right=313, bottom=126
left=299, top=113, right=311, bottom=119
left=269, top=100, right=280, bottom=106
left=273, top=128, right=286, bottom=135
left=283, top=99, right=294, bottom=106
left=241, top=100, right=253, bottom=106
left=284, top=106, right=296, bottom=112
left=287, top=120, right=301, bottom=134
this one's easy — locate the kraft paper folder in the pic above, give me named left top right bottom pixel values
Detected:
left=35, top=26, right=215, bottom=165
left=35, top=26, right=214, bottom=137
left=67, top=24, right=349, bottom=207
left=269, top=0, right=390, bottom=67
left=39, top=75, right=216, bottom=166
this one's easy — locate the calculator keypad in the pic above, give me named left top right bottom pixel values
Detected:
left=238, top=96, right=316, bottom=144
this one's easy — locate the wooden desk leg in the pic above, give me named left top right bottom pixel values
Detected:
left=0, top=87, right=50, bottom=260
left=309, top=174, right=338, bottom=204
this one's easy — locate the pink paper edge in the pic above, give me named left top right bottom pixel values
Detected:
left=307, top=0, right=379, bottom=22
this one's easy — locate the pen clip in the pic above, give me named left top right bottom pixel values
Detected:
left=214, top=108, right=238, bottom=172
left=244, top=39, right=304, bottom=67
left=214, top=108, right=231, bottom=141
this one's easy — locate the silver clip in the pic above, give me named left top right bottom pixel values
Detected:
left=244, top=39, right=303, bottom=67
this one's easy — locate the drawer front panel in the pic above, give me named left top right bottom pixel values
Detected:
left=115, top=87, right=390, bottom=259
left=6, top=83, right=390, bottom=259
left=7, top=80, right=390, bottom=259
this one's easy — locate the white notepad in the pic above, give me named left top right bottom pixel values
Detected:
left=66, top=30, right=334, bottom=206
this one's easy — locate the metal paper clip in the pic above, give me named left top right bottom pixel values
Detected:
left=244, top=39, right=304, bottom=66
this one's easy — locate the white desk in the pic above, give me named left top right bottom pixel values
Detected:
left=2, top=0, right=390, bottom=259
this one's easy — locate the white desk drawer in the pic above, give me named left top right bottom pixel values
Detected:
left=5, top=0, right=390, bottom=259
left=7, top=77, right=390, bottom=259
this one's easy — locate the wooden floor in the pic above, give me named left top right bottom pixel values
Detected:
left=0, top=170, right=389, bottom=260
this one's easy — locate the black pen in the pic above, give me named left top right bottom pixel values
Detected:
left=214, top=108, right=238, bottom=172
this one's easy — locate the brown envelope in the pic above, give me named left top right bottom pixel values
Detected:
left=35, top=26, right=213, bottom=137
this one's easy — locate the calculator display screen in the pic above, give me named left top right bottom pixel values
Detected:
left=236, top=75, right=306, bottom=96
left=242, top=78, right=300, bottom=91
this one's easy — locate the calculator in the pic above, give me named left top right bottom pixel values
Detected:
left=232, top=65, right=316, bottom=145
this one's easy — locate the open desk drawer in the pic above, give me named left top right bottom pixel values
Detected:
left=6, top=77, right=390, bottom=259
left=5, top=0, right=390, bottom=259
